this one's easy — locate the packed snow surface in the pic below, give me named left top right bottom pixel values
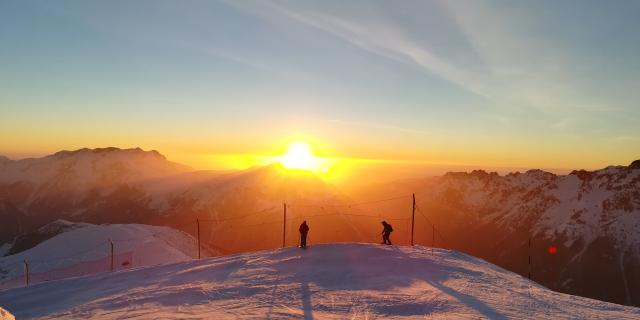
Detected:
left=1, top=243, right=638, bottom=319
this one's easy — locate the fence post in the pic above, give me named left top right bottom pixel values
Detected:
left=24, top=259, right=29, bottom=286
left=411, top=193, right=416, bottom=246
left=432, top=225, right=435, bottom=254
left=109, top=239, right=114, bottom=272
left=282, top=202, right=287, bottom=248
left=197, top=218, right=201, bottom=259
left=528, top=237, right=531, bottom=280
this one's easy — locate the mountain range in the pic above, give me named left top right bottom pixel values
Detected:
left=0, top=147, right=638, bottom=307
left=0, top=148, right=350, bottom=254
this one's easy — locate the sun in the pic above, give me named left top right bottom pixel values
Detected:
left=280, top=142, right=318, bottom=170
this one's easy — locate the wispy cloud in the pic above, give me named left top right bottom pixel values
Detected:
left=229, top=0, right=624, bottom=121
left=439, top=1, right=628, bottom=117
left=328, top=119, right=433, bottom=136
left=267, top=2, right=492, bottom=99
left=551, top=118, right=573, bottom=130
left=610, top=135, right=639, bottom=141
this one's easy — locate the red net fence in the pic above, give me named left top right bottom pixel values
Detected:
left=0, top=251, right=133, bottom=290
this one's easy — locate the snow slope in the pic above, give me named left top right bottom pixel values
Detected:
left=0, top=222, right=210, bottom=289
left=1, top=243, right=638, bottom=319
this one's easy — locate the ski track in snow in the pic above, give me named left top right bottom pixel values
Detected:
left=1, top=243, right=638, bottom=319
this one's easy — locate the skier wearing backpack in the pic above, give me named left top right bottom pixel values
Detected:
left=299, top=221, right=310, bottom=249
left=381, top=221, right=393, bottom=245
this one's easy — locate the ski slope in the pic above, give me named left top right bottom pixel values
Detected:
left=1, top=243, right=638, bottom=319
left=0, top=222, right=209, bottom=289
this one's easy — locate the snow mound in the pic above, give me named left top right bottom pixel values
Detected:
left=0, top=223, right=209, bottom=289
left=4, top=220, right=90, bottom=256
left=1, top=243, right=638, bottom=319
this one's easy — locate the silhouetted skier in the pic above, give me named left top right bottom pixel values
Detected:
left=381, top=221, right=393, bottom=245
left=299, top=221, right=309, bottom=249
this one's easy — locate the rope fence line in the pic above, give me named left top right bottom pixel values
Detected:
left=1, top=193, right=451, bottom=290
left=110, top=219, right=198, bottom=242
left=232, top=220, right=283, bottom=229
left=14, top=241, right=110, bottom=266
left=285, top=197, right=413, bottom=222
left=415, top=204, right=449, bottom=248
left=287, top=195, right=412, bottom=208
left=282, top=212, right=412, bottom=221
left=198, top=206, right=280, bottom=223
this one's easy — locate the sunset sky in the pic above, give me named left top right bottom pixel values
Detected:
left=1, top=1, right=639, bottom=171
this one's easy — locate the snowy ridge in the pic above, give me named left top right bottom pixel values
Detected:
left=0, top=147, right=189, bottom=187
left=430, top=163, right=640, bottom=253
left=0, top=222, right=211, bottom=288
left=0, top=243, right=638, bottom=319
left=402, top=161, right=640, bottom=306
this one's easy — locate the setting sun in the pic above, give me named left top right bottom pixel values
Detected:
left=280, top=142, right=318, bottom=170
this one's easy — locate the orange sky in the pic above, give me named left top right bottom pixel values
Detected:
left=1, top=2, right=639, bottom=172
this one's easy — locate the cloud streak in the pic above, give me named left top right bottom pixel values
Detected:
left=229, top=0, right=630, bottom=122
left=253, top=1, right=493, bottom=100
left=328, top=119, right=433, bottom=136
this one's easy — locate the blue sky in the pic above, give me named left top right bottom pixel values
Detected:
left=1, top=0, right=639, bottom=169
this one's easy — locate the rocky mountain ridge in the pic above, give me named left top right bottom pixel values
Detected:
left=392, top=160, right=640, bottom=306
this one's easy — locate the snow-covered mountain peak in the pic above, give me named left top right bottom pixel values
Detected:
left=51, top=147, right=168, bottom=162
left=441, top=170, right=498, bottom=184
left=522, top=168, right=557, bottom=180
left=0, top=147, right=189, bottom=185
left=0, top=148, right=191, bottom=208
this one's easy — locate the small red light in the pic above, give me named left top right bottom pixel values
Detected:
left=548, top=245, right=557, bottom=254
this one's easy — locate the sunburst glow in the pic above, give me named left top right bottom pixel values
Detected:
left=280, top=142, right=318, bottom=170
